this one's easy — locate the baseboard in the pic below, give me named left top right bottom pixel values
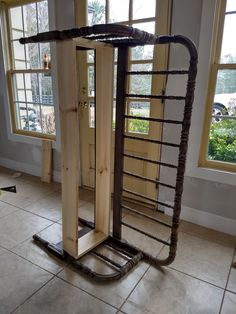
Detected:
left=0, top=156, right=61, bottom=183
left=164, top=203, right=236, bottom=236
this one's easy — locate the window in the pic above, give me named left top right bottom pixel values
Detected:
left=200, top=0, right=236, bottom=172
left=87, top=0, right=157, bottom=134
left=5, top=0, right=55, bottom=139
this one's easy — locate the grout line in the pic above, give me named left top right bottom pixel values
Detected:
left=10, top=275, right=56, bottom=314
left=54, top=273, right=120, bottom=311
left=219, top=248, right=236, bottom=313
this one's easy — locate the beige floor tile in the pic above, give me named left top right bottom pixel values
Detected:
left=227, top=264, right=236, bottom=294
left=0, top=180, right=53, bottom=208
left=221, top=291, right=236, bottom=314
left=0, top=209, right=52, bottom=249
left=0, top=251, right=53, bottom=314
left=18, top=172, right=61, bottom=191
left=122, top=266, right=224, bottom=314
left=180, top=220, right=236, bottom=248
left=121, top=213, right=170, bottom=257
left=58, top=261, right=149, bottom=308
left=14, top=277, right=117, bottom=314
left=0, top=201, right=19, bottom=219
left=159, top=231, right=234, bottom=288
left=12, top=223, right=65, bottom=274
left=24, top=192, right=62, bottom=222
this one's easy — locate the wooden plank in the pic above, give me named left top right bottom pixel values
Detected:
left=56, top=39, right=79, bottom=258
left=78, top=230, right=108, bottom=258
left=94, top=46, right=114, bottom=234
left=41, top=139, right=52, bottom=183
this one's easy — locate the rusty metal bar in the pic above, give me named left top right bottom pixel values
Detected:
left=113, top=46, right=129, bottom=240
left=124, top=115, right=183, bottom=124
left=121, top=221, right=170, bottom=246
left=123, top=188, right=174, bottom=209
left=124, top=134, right=180, bottom=148
left=123, top=153, right=178, bottom=169
left=121, top=204, right=172, bottom=228
left=126, top=93, right=186, bottom=100
left=127, top=70, right=189, bottom=75
left=123, top=171, right=175, bottom=189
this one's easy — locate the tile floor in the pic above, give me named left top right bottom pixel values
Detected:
left=0, top=166, right=235, bottom=314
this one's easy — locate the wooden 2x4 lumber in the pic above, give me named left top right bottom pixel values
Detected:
left=56, top=39, right=79, bottom=258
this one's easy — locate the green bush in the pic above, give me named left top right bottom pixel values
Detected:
left=208, top=118, right=236, bottom=163
left=128, top=118, right=149, bottom=134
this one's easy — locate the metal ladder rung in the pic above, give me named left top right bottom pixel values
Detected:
left=121, top=221, right=170, bottom=246
left=123, top=188, right=174, bottom=209
left=126, top=93, right=186, bottom=100
left=123, top=171, right=175, bottom=189
left=126, top=70, right=189, bottom=75
left=124, top=115, right=183, bottom=125
left=123, top=153, right=178, bottom=169
left=121, top=204, right=172, bottom=228
left=124, top=134, right=180, bottom=148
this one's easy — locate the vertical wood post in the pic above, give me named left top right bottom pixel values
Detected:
left=41, top=139, right=52, bottom=183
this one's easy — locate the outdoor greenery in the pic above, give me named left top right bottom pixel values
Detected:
left=208, top=118, right=236, bottom=163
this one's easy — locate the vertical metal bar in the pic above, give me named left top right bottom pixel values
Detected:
left=113, top=46, right=129, bottom=239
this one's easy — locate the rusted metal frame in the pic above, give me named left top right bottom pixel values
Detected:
left=124, top=115, right=183, bottom=124
left=124, top=134, right=180, bottom=148
left=121, top=222, right=170, bottom=246
left=123, top=170, right=175, bottom=189
left=123, top=188, right=174, bottom=209
left=127, top=70, right=189, bottom=75
left=112, top=45, right=129, bottom=240
left=126, top=93, right=186, bottom=100
left=123, top=153, right=178, bottom=169
left=121, top=204, right=172, bottom=228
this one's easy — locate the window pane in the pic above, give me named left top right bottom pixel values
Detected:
left=129, top=73, right=152, bottom=94
left=109, top=0, right=129, bottom=22
left=226, top=0, right=236, bottom=12
left=12, top=29, right=23, bottom=40
left=128, top=102, right=150, bottom=134
left=10, top=7, right=23, bottom=30
left=88, top=65, right=95, bottom=96
left=133, top=0, right=156, bottom=20
left=208, top=70, right=236, bottom=164
left=41, top=105, right=55, bottom=134
left=37, top=0, right=49, bottom=33
left=23, top=3, right=37, bottom=36
left=12, top=40, right=26, bottom=62
left=26, top=43, right=40, bottom=69
left=131, top=22, right=155, bottom=60
left=88, top=0, right=105, bottom=25
left=220, top=13, right=236, bottom=63
left=89, top=101, right=95, bottom=128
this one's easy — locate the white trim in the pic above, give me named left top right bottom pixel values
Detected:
left=185, top=0, right=236, bottom=185
left=164, top=204, right=236, bottom=236
left=0, top=156, right=61, bottom=182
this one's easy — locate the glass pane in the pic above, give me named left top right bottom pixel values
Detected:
left=131, top=22, right=155, bottom=60
left=89, top=101, right=95, bottom=128
left=87, top=49, right=95, bottom=62
left=131, top=63, right=153, bottom=72
left=41, top=105, right=55, bottom=134
left=226, top=0, right=236, bottom=12
left=208, top=70, right=236, bottom=164
left=23, top=3, right=37, bottom=36
left=129, top=73, right=152, bottom=94
left=37, top=0, right=49, bottom=33
left=26, top=43, right=40, bottom=69
left=88, top=65, right=95, bottom=96
left=15, top=73, right=24, bottom=89
left=220, top=13, right=236, bottom=63
left=109, top=0, right=129, bottom=22
left=133, top=0, right=156, bottom=19
left=13, top=40, right=25, bottom=61
left=88, top=0, right=105, bottom=25
left=10, top=7, right=23, bottom=30
left=12, top=29, right=23, bottom=40
left=128, top=102, right=150, bottom=134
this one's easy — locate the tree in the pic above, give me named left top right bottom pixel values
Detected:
left=88, top=0, right=105, bottom=25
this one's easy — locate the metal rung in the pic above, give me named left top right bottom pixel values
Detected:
left=91, top=251, right=122, bottom=269
left=123, top=188, right=174, bottom=209
left=126, top=93, right=186, bottom=100
left=124, top=134, right=180, bottom=148
left=124, top=115, right=183, bottom=125
left=123, top=171, right=175, bottom=189
left=126, top=70, right=189, bottom=75
left=123, top=153, right=178, bottom=169
left=121, top=221, right=170, bottom=246
left=122, top=204, right=172, bottom=228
